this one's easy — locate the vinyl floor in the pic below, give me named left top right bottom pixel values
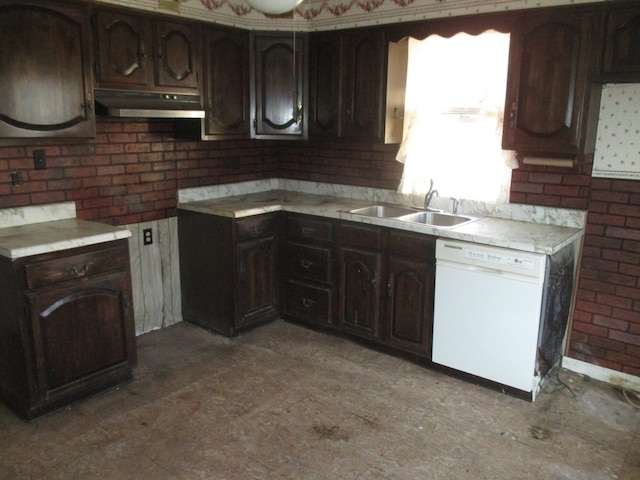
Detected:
left=1, top=320, right=639, bottom=479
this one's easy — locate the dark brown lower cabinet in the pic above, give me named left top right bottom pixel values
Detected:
left=337, top=222, right=384, bottom=341
left=282, top=214, right=336, bottom=329
left=385, top=231, right=435, bottom=357
left=0, top=240, right=136, bottom=421
left=178, top=211, right=434, bottom=359
left=178, top=209, right=279, bottom=336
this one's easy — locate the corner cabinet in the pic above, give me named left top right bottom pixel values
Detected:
left=502, top=9, right=604, bottom=159
left=0, top=241, right=136, bottom=420
left=93, top=9, right=200, bottom=93
left=0, top=0, right=95, bottom=139
left=178, top=210, right=280, bottom=337
left=201, top=26, right=250, bottom=139
left=251, top=33, right=308, bottom=139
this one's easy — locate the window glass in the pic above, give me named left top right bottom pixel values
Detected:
left=396, top=31, right=517, bottom=203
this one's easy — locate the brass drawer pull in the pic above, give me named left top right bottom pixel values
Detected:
left=301, top=226, right=315, bottom=236
left=71, top=262, right=92, bottom=277
left=301, top=298, right=316, bottom=308
left=251, top=226, right=264, bottom=236
left=300, top=259, right=314, bottom=269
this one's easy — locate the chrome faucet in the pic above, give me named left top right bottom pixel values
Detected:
left=451, top=198, right=459, bottom=214
left=424, top=180, right=439, bottom=210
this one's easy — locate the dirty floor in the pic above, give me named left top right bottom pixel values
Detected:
left=1, top=320, right=639, bottom=479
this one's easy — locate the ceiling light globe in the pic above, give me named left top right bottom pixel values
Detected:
left=246, top=0, right=304, bottom=15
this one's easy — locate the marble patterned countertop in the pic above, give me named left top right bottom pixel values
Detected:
left=178, top=188, right=584, bottom=255
left=0, top=202, right=131, bottom=259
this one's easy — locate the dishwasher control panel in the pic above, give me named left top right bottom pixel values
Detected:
left=464, top=248, right=536, bottom=270
left=436, top=240, right=546, bottom=279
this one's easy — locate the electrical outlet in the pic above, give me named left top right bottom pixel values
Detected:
left=143, top=228, right=153, bottom=245
left=33, top=150, right=46, bottom=170
left=10, top=171, right=22, bottom=186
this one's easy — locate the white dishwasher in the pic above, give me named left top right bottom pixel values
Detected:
left=432, top=239, right=547, bottom=398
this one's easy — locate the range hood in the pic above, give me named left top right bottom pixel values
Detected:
left=95, top=89, right=205, bottom=119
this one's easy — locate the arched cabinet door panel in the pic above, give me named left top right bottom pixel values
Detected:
left=27, top=277, right=131, bottom=397
left=0, top=1, right=94, bottom=139
left=154, top=20, right=199, bottom=89
left=502, top=10, right=603, bottom=159
left=203, top=28, right=250, bottom=139
left=252, top=33, right=307, bottom=139
left=94, top=10, right=150, bottom=88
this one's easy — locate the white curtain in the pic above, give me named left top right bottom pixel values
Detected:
left=396, top=31, right=517, bottom=203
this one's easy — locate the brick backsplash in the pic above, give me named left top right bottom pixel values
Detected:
left=0, top=119, right=276, bottom=225
left=1, top=120, right=639, bottom=377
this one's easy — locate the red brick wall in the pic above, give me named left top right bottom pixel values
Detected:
left=278, top=139, right=403, bottom=190
left=1, top=122, right=639, bottom=377
left=0, top=119, right=277, bottom=225
left=511, top=162, right=640, bottom=377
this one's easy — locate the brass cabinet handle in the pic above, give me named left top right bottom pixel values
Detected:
left=509, top=101, right=517, bottom=128
left=300, top=259, right=314, bottom=269
left=301, top=298, right=316, bottom=308
left=71, top=262, right=92, bottom=277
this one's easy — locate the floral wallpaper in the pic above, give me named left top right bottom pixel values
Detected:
left=101, top=0, right=602, bottom=30
left=593, top=84, right=640, bottom=180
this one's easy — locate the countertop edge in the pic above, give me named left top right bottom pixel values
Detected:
left=178, top=194, right=583, bottom=256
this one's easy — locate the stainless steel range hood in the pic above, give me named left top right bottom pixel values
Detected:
left=95, top=89, right=205, bottom=119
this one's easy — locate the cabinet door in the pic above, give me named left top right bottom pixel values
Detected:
left=94, top=10, right=150, bottom=88
left=603, top=6, right=640, bottom=77
left=502, top=11, right=602, bottom=157
left=154, top=20, right=199, bottom=90
left=236, top=236, right=279, bottom=330
left=203, top=28, right=250, bottom=138
left=386, top=257, right=433, bottom=356
left=253, top=34, right=307, bottom=138
left=26, top=273, right=134, bottom=403
left=339, top=247, right=382, bottom=339
left=309, top=33, right=342, bottom=137
left=0, top=1, right=95, bottom=139
left=342, top=30, right=386, bottom=140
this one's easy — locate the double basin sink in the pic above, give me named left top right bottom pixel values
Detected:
left=346, top=205, right=476, bottom=228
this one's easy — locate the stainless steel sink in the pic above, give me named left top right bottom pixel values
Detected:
left=347, top=205, right=418, bottom=218
left=398, top=211, right=476, bottom=228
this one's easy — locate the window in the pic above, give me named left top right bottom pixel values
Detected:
left=396, top=31, right=517, bottom=203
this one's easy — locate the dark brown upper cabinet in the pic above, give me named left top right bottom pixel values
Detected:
left=603, top=4, right=640, bottom=80
left=0, top=0, right=95, bottom=140
left=308, top=29, right=406, bottom=143
left=343, top=29, right=387, bottom=141
left=308, top=33, right=343, bottom=138
left=201, top=27, right=250, bottom=139
left=154, top=19, right=199, bottom=90
left=251, top=33, right=308, bottom=139
left=502, top=9, right=604, bottom=160
left=94, top=9, right=199, bottom=93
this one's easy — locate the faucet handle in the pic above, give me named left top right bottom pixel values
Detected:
left=451, top=198, right=459, bottom=214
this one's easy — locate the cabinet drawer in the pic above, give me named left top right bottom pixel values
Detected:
left=285, top=280, right=333, bottom=325
left=24, top=244, right=127, bottom=290
left=388, top=231, right=436, bottom=261
left=287, top=216, right=333, bottom=243
left=287, top=242, right=332, bottom=283
left=339, top=223, right=383, bottom=250
left=236, top=215, right=277, bottom=241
